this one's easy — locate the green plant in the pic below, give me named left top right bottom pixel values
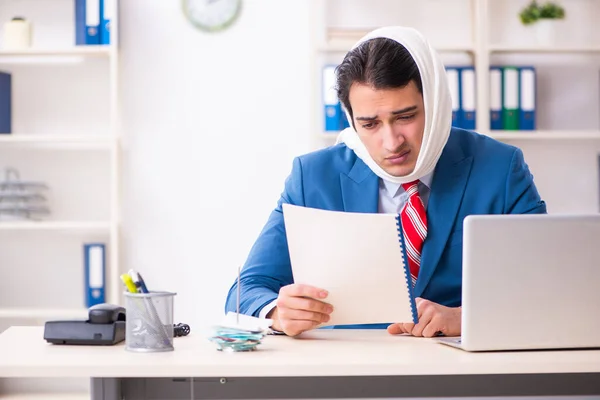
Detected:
left=519, top=1, right=565, bottom=25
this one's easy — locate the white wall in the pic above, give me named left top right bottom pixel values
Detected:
left=120, top=0, right=600, bottom=332
left=120, top=0, right=314, bottom=329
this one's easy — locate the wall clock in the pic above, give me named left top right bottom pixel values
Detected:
left=182, top=0, right=242, bottom=32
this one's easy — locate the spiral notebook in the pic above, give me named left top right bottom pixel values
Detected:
left=282, top=203, right=417, bottom=327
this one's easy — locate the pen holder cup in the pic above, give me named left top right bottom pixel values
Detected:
left=124, top=291, right=177, bottom=352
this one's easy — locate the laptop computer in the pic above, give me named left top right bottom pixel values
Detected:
left=438, top=213, right=600, bottom=352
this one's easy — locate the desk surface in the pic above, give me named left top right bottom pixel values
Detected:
left=1, top=326, right=599, bottom=378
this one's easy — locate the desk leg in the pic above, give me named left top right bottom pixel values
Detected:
left=91, top=378, right=121, bottom=400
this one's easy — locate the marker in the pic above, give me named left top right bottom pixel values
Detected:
left=120, top=273, right=138, bottom=293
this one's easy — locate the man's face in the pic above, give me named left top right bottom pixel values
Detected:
left=349, top=81, right=425, bottom=177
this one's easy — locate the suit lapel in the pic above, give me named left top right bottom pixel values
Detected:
left=340, top=157, right=379, bottom=213
left=414, top=143, right=473, bottom=297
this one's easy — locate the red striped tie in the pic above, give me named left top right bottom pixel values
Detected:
left=400, top=180, right=428, bottom=287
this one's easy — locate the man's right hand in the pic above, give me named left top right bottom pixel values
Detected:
left=266, top=284, right=333, bottom=337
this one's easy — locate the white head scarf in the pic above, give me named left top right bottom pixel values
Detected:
left=335, top=26, right=453, bottom=184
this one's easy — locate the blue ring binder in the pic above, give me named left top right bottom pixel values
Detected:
left=395, top=214, right=419, bottom=324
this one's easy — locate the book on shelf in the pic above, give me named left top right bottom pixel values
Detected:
left=0, top=71, right=10, bottom=134
left=320, top=63, right=537, bottom=134
left=99, top=0, right=114, bottom=45
left=446, top=65, right=476, bottom=130
left=322, top=64, right=351, bottom=133
left=445, top=64, right=536, bottom=132
left=75, top=0, right=113, bottom=45
left=84, top=243, right=106, bottom=307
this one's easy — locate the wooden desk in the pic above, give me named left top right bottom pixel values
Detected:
left=1, top=326, right=599, bottom=399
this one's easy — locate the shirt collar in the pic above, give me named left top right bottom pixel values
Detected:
left=381, top=171, right=434, bottom=198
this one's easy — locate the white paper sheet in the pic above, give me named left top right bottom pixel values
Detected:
left=282, top=203, right=416, bottom=327
left=219, top=312, right=272, bottom=332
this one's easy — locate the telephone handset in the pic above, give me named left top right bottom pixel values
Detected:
left=88, top=303, right=126, bottom=324
left=44, top=303, right=126, bottom=345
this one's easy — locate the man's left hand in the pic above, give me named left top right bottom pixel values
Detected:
left=387, top=298, right=461, bottom=337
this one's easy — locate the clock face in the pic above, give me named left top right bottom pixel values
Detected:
left=182, top=0, right=242, bottom=32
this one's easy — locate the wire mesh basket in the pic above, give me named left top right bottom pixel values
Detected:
left=124, top=291, right=176, bottom=352
left=0, top=167, right=50, bottom=221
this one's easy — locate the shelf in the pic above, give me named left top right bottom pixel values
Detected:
left=0, top=134, right=115, bottom=148
left=0, top=221, right=111, bottom=231
left=321, top=28, right=473, bottom=53
left=320, top=130, right=600, bottom=141
left=0, top=394, right=89, bottom=400
left=486, top=130, right=600, bottom=140
left=0, top=47, right=112, bottom=65
left=0, top=47, right=111, bottom=57
left=0, top=307, right=87, bottom=320
left=489, top=44, right=600, bottom=54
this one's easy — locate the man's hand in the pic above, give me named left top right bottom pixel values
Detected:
left=267, top=284, right=333, bottom=337
left=387, top=298, right=461, bottom=337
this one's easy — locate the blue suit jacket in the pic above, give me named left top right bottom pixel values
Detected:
left=225, top=128, right=547, bottom=328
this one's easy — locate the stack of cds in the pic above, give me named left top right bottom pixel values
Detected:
left=0, top=167, right=50, bottom=221
left=208, top=326, right=266, bottom=352
left=208, top=312, right=271, bottom=352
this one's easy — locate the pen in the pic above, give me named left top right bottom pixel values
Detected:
left=128, top=269, right=149, bottom=293
left=135, top=271, right=150, bottom=294
left=120, top=273, right=138, bottom=293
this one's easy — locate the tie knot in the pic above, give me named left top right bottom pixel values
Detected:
left=402, top=180, right=420, bottom=196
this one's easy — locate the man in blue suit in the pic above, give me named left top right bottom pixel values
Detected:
left=225, top=27, right=546, bottom=337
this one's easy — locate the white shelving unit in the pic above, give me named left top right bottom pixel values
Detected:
left=311, top=0, right=600, bottom=143
left=309, top=0, right=600, bottom=216
left=0, top=1, right=121, bottom=330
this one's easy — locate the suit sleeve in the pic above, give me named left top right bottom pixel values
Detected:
left=504, top=147, right=547, bottom=214
left=224, top=157, right=306, bottom=317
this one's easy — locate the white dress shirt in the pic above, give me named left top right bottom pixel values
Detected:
left=258, top=173, right=434, bottom=319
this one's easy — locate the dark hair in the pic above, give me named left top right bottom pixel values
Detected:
left=335, top=37, right=423, bottom=125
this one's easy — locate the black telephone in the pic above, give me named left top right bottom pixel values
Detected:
left=43, top=303, right=126, bottom=345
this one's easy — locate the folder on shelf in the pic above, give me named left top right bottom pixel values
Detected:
left=519, top=66, right=536, bottom=130
left=445, top=66, right=461, bottom=128
left=340, top=108, right=350, bottom=129
left=489, top=66, right=503, bottom=130
left=84, top=243, right=106, bottom=307
left=0, top=71, right=10, bottom=134
left=99, top=0, right=114, bottom=45
left=502, top=66, right=520, bottom=131
left=75, top=0, right=101, bottom=45
left=322, top=65, right=343, bottom=132
left=459, top=66, right=476, bottom=130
